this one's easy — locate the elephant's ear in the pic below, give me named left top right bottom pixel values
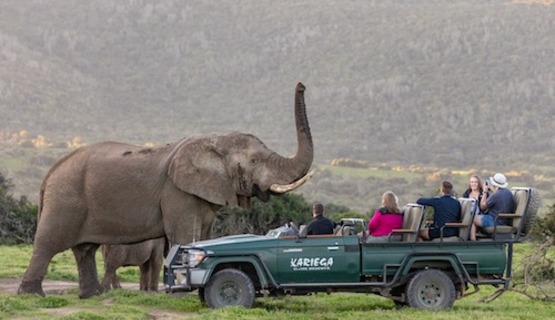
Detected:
left=168, top=139, right=238, bottom=207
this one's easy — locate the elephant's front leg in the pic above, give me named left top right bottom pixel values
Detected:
left=72, top=243, right=103, bottom=298
left=161, top=190, right=217, bottom=245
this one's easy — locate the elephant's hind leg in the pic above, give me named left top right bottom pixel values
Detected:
left=72, top=243, right=103, bottom=299
left=139, top=263, right=150, bottom=291
left=148, top=257, right=162, bottom=292
left=112, top=274, right=122, bottom=289
left=100, top=268, right=118, bottom=291
left=18, top=249, right=56, bottom=296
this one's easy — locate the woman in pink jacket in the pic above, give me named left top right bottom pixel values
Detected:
left=366, top=191, right=403, bottom=243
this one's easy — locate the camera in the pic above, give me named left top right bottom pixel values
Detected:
left=484, top=178, right=491, bottom=192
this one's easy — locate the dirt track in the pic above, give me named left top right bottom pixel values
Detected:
left=0, top=278, right=190, bottom=319
left=0, top=278, right=141, bottom=295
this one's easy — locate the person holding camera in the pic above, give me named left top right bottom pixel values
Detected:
left=469, top=173, right=515, bottom=241
left=462, top=175, right=487, bottom=215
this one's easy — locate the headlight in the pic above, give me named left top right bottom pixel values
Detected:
left=185, top=249, right=206, bottom=267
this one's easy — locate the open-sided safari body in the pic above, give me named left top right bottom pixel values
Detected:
left=164, top=187, right=540, bottom=310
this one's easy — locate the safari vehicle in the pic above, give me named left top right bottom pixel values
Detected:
left=164, top=187, right=540, bottom=310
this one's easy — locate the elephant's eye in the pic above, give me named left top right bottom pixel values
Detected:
left=250, top=158, right=258, bottom=165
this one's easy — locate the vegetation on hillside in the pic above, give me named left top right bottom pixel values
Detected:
left=2, top=0, right=554, bottom=213
left=1, top=0, right=554, bottom=168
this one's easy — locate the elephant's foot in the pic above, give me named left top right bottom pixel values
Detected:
left=18, top=279, right=45, bottom=297
left=100, top=282, right=112, bottom=292
left=78, top=284, right=103, bottom=299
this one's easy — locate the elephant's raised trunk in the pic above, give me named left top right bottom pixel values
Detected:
left=271, top=83, right=314, bottom=186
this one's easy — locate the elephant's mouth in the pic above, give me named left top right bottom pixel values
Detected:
left=252, top=184, right=271, bottom=202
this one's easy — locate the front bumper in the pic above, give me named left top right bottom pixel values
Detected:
left=163, top=244, right=207, bottom=293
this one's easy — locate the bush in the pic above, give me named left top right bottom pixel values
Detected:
left=531, top=203, right=555, bottom=240
left=211, top=194, right=355, bottom=237
left=212, top=193, right=313, bottom=237
left=0, top=172, right=38, bottom=244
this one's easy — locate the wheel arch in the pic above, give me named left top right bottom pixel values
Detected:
left=399, top=254, right=469, bottom=298
left=400, top=254, right=465, bottom=278
left=203, top=256, right=271, bottom=290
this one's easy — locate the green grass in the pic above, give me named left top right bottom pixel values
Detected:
left=0, top=245, right=144, bottom=284
left=3, top=287, right=555, bottom=320
left=1, top=243, right=554, bottom=319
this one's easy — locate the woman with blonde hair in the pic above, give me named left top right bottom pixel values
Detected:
left=462, top=175, right=486, bottom=215
left=366, top=191, right=403, bottom=243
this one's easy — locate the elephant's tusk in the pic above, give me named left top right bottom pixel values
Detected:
left=270, top=169, right=315, bottom=194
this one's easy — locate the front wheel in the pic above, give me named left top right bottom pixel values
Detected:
left=198, top=287, right=206, bottom=306
left=204, top=268, right=255, bottom=308
left=406, top=269, right=456, bottom=310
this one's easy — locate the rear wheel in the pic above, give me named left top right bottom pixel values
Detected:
left=406, top=269, right=456, bottom=310
left=204, top=268, right=255, bottom=308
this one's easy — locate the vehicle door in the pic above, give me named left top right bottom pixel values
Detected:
left=275, top=235, right=359, bottom=284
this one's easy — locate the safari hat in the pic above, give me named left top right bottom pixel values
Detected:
left=490, top=173, right=508, bottom=188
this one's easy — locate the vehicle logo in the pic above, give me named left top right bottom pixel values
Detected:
left=290, top=257, right=334, bottom=271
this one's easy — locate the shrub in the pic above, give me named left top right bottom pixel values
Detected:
left=211, top=194, right=354, bottom=237
left=531, top=203, right=555, bottom=240
left=0, top=172, right=38, bottom=244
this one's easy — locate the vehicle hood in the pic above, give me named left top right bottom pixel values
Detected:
left=187, top=234, right=278, bottom=252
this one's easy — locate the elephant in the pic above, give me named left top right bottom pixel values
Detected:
left=18, top=82, right=314, bottom=298
left=101, top=237, right=167, bottom=291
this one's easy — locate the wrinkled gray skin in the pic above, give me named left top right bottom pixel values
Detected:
left=18, top=83, right=314, bottom=298
left=101, top=238, right=166, bottom=291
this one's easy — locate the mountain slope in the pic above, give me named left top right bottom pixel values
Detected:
left=1, top=0, right=554, bottom=168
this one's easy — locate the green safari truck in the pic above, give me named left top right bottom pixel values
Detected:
left=163, top=187, right=540, bottom=310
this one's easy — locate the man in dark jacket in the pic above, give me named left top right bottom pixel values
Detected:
left=417, top=181, right=461, bottom=240
left=305, top=203, right=337, bottom=235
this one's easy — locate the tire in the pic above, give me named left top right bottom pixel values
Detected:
left=393, top=300, right=407, bottom=308
left=204, top=268, right=255, bottom=308
left=198, top=287, right=206, bottom=306
left=520, top=188, right=541, bottom=236
left=406, top=269, right=456, bottom=310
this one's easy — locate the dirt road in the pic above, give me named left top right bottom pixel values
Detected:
left=0, top=278, right=140, bottom=295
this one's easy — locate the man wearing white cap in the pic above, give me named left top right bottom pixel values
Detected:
left=470, top=173, right=515, bottom=241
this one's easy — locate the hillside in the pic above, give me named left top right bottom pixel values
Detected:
left=1, top=0, right=554, bottom=211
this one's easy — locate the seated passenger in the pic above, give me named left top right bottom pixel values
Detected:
left=470, top=173, right=515, bottom=241
left=417, top=181, right=461, bottom=241
left=305, top=203, right=337, bottom=235
left=462, top=174, right=487, bottom=215
left=366, top=191, right=403, bottom=243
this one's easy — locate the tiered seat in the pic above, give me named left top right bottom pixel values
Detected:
left=480, top=187, right=534, bottom=240
left=432, top=198, right=475, bottom=242
left=390, top=204, right=425, bottom=242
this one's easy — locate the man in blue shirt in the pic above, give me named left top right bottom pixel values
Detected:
left=470, top=173, right=515, bottom=241
left=417, top=181, right=461, bottom=240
